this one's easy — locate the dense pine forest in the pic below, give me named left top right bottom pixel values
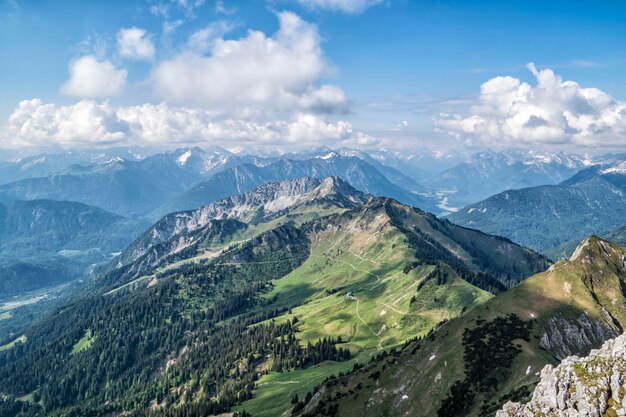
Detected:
left=0, top=225, right=352, bottom=417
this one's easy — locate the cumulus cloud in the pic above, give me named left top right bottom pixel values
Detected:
left=435, top=63, right=626, bottom=150
left=4, top=12, right=364, bottom=150
left=151, top=11, right=348, bottom=114
left=60, top=55, right=127, bottom=98
left=2, top=99, right=373, bottom=149
left=6, top=99, right=127, bottom=147
left=296, top=0, right=383, bottom=13
left=117, top=27, right=156, bottom=60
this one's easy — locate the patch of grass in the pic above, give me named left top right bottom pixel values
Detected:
left=237, top=357, right=360, bottom=417
left=0, top=334, right=26, bottom=351
left=267, top=222, right=491, bottom=352
left=16, top=391, right=36, bottom=404
left=70, top=329, right=95, bottom=355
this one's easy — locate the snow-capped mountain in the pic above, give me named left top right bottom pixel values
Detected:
left=0, top=147, right=274, bottom=219
left=0, top=149, right=145, bottom=186
left=428, top=149, right=598, bottom=207
left=152, top=154, right=441, bottom=219
left=160, top=146, right=274, bottom=177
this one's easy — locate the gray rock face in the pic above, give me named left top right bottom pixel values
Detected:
left=113, top=176, right=366, bottom=273
left=540, top=312, right=619, bottom=360
left=497, top=332, right=626, bottom=417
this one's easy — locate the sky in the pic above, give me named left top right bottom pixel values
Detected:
left=1, top=0, right=625, bottom=155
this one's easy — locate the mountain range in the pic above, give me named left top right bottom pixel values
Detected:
left=1, top=147, right=619, bottom=223
left=427, top=150, right=596, bottom=209
left=0, top=149, right=145, bottom=186
left=448, top=162, right=626, bottom=252
left=3, top=145, right=626, bottom=417
left=0, top=147, right=270, bottom=219
left=0, top=177, right=548, bottom=417
left=152, top=155, right=440, bottom=220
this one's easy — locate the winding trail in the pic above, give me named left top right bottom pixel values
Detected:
left=355, top=298, right=384, bottom=350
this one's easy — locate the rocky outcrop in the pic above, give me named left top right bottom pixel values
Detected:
left=497, top=332, right=626, bottom=417
left=539, top=312, right=619, bottom=360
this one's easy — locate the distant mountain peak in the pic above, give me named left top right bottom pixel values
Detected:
left=569, top=235, right=626, bottom=267
left=601, top=160, right=626, bottom=175
left=315, top=151, right=338, bottom=160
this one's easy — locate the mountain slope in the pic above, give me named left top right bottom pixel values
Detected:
left=448, top=163, right=626, bottom=252
left=0, top=182, right=547, bottom=417
left=0, top=200, right=148, bottom=297
left=286, top=147, right=433, bottom=195
left=236, top=198, right=548, bottom=417
left=296, top=236, right=626, bottom=417
left=153, top=155, right=440, bottom=219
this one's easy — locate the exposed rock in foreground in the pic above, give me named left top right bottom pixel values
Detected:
left=497, top=332, right=626, bottom=417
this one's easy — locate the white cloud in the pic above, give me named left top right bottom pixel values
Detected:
left=176, top=0, right=205, bottom=12
left=5, top=99, right=127, bottom=147
left=215, top=0, right=236, bottom=15
left=151, top=11, right=348, bottom=114
left=117, top=27, right=156, bottom=60
left=296, top=0, right=383, bottom=13
left=60, top=55, right=127, bottom=98
left=151, top=0, right=205, bottom=16
left=391, top=120, right=409, bottom=131
left=2, top=100, right=373, bottom=149
left=186, top=21, right=234, bottom=53
left=435, top=63, right=626, bottom=150
left=3, top=12, right=366, bottom=151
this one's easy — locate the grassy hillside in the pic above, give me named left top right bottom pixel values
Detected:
left=238, top=201, right=495, bottom=417
left=296, top=236, right=626, bottom=417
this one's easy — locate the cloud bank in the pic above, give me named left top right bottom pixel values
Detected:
left=0, top=11, right=360, bottom=151
left=4, top=99, right=375, bottom=149
left=436, top=63, right=626, bottom=150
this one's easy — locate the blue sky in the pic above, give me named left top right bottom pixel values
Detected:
left=1, top=0, right=625, bottom=153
